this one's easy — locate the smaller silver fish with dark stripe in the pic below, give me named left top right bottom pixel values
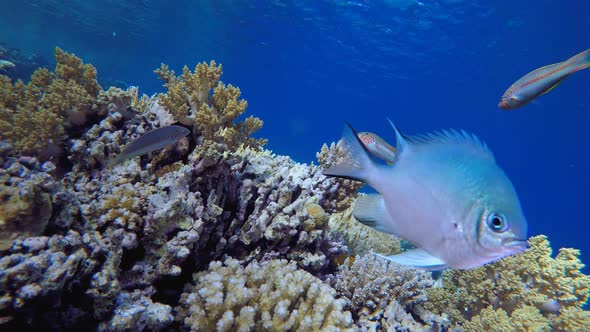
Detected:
left=499, top=48, right=590, bottom=110
left=108, top=125, right=190, bottom=167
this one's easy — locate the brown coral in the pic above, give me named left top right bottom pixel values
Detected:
left=155, top=61, right=267, bottom=151
left=424, top=235, right=590, bottom=331
left=0, top=47, right=103, bottom=157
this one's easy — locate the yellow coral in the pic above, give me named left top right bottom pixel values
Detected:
left=0, top=47, right=103, bottom=157
left=155, top=61, right=267, bottom=151
left=176, top=258, right=354, bottom=331
left=424, top=235, right=590, bottom=331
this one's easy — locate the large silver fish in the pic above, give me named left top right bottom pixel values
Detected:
left=324, top=121, right=528, bottom=270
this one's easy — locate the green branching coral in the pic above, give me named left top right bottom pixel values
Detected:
left=155, top=61, right=267, bottom=151
left=424, top=235, right=590, bottom=331
left=176, top=258, right=354, bottom=332
left=0, top=47, right=103, bottom=157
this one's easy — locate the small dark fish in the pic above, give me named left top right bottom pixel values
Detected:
left=108, top=125, right=190, bottom=167
left=499, top=49, right=590, bottom=110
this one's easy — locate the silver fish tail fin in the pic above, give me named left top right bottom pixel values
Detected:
left=567, top=48, right=590, bottom=72
left=323, top=122, right=378, bottom=182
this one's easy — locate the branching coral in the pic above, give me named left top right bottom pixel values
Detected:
left=424, top=235, right=590, bottom=331
left=0, top=47, right=103, bottom=157
left=155, top=61, right=266, bottom=151
left=334, top=254, right=443, bottom=331
left=142, top=146, right=348, bottom=274
left=175, top=258, right=354, bottom=332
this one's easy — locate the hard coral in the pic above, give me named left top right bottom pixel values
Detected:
left=0, top=47, right=103, bottom=158
left=0, top=148, right=57, bottom=250
left=176, top=258, right=354, bottom=332
left=143, top=146, right=348, bottom=274
left=424, top=235, right=590, bottom=331
left=334, top=254, right=443, bottom=331
left=155, top=61, right=267, bottom=151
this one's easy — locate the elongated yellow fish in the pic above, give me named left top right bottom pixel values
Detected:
left=499, top=48, right=590, bottom=110
left=108, top=125, right=190, bottom=167
left=357, top=131, right=397, bottom=164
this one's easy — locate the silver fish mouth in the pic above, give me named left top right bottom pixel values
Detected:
left=504, top=238, right=528, bottom=252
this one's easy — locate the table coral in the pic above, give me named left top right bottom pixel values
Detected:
left=176, top=258, right=354, bottom=332
left=424, top=235, right=590, bottom=331
left=155, top=61, right=267, bottom=151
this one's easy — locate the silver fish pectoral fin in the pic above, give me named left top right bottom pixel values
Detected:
left=374, top=249, right=448, bottom=271
left=353, top=194, right=399, bottom=235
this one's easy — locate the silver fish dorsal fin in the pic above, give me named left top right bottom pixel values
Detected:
left=387, top=119, right=494, bottom=161
left=387, top=118, right=409, bottom=154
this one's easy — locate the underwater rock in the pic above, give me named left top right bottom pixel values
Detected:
left=0, top=149, right=56, bottom=250
left=100, top=290, right=173, bottom=332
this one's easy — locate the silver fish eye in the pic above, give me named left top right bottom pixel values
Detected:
left=487, top=213, right=509, bottom=233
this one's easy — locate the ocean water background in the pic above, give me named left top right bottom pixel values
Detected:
left=1, top=0, right=588, bottom=272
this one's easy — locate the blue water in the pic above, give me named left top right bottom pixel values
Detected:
left=2, top=0, right=589, bottom=272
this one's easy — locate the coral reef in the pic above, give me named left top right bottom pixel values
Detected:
left=155, top=61, right=267, bottom=151
left=425, top=235, right=590, bottom=331
left=0, top=143, right=57, bottom=250
left=334, top=254, right=446, bottom=331
left=1, top=50, right=589, bottom=332
left=176, top=258, right=354, bottom=331
left=0, top=47, right=103, bottom=157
